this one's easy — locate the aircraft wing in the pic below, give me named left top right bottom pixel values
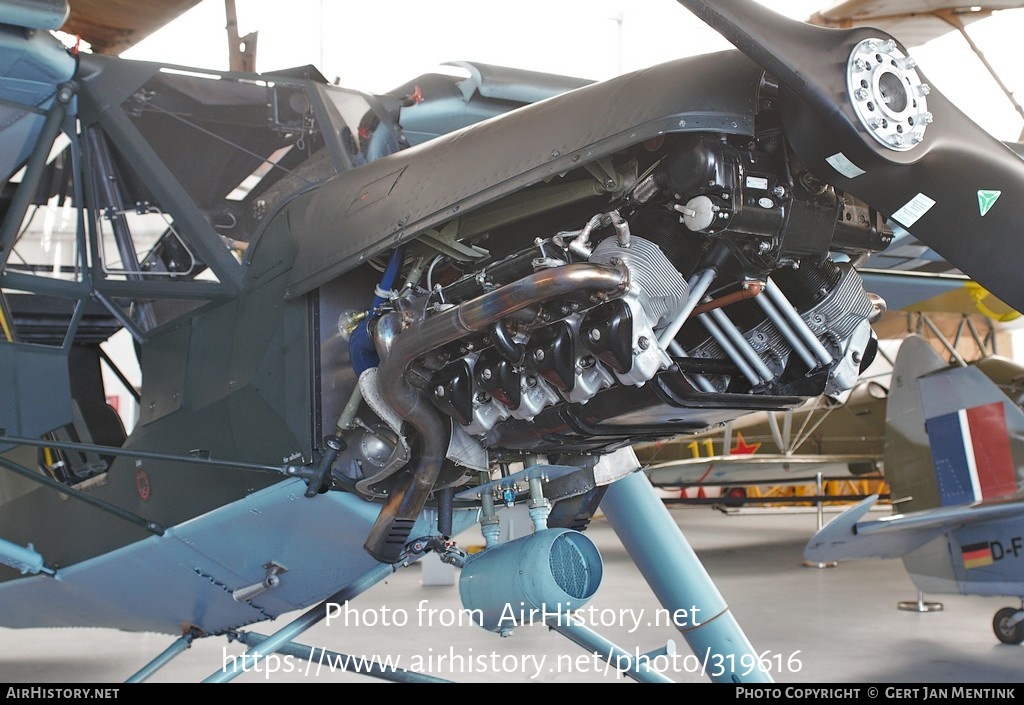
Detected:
left=0, top=478, right=474, bottom=633
left=858, top=269, right=1019, bottom=320
left=809, top=2, right=1024, bottom=46
left=645, top=454, right=880, bottom=487
left=0, top=8, right=76, bottom=184
left=61, top=0, right=203, bottom=55
left=804, top=494, right=1024, bottom=561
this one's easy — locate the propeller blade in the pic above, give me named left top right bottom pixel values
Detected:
left=678, top=0, right=1024, bottom=314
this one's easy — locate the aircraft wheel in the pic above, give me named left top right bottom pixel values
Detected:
left=722, top=487, right=747, bottom=508
left=993, top=607, right=1024, bottom=645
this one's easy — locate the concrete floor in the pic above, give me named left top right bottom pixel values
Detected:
left=1, top=502, right=1022, bottom=684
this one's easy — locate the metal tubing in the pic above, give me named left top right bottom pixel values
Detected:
left=335, top=380, right=365, bottom=431
left=690, top=281, right=763, bottom=317
left=237, top=631, right=450, bottom=683
left=204, top=562, right=396, bottom=683
left=0, top=455, right=165, bottom=535
left=698, top=313, right=761, bottom=386
left=0, top=536, right=50, bottom=575
left=0, top=433, right=288, bottom=476
left=545, top=619, right=675, bottom=683
left=754, top=291, right=819, bottom=370
left=566, top=212, right=606, bottom=258
left=601, top=470, right=773, bottom=683
left=479, top=471, right=500, bottom=548
left=60, top=297, right=88, bottom=352
left=764, top=279, right=833, bottom=366
left=964, top=315, right=990, bottom=356
left=767, top=412, right=786, bottom=455
left=667, top=340, right=716, bottom=393
left=125, top=633, right=194, bottom=683
left=657, top=268, right=716, bottom=348
left=920, top=313, right=968, bottom=367
left=98, top=347, right=141, bottom=403
left=92, top=290, right=144, bottom=344
left=708, top=306, right=774, bottom=383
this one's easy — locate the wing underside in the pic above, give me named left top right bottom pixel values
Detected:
left=645, top=454, right=879, bottom=487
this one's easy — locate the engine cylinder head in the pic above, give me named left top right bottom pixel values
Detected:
left=589, top=235, right=688, bottom=329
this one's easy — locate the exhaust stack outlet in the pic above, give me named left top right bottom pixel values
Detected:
left=458, top=528, right=603, bottom=634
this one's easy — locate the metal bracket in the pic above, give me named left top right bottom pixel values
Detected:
left=232, top=561, right=287, bottom=603
left=417, top=220, right=490, bottom=262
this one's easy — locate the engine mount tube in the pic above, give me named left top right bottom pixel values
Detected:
left=363, top=263, right=629, bottom=563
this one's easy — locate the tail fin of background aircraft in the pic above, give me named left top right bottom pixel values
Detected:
left=881, top=335, right=949, bottom=514
left=805, top=334, right=1024, bottom=642
left=884, top=335, right=1024, bottom=515
left=804, top=334, right=1024, bottom=565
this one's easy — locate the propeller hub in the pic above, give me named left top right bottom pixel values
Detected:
left=847, top=38, right=930, bottom=152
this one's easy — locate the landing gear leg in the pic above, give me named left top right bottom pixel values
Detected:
left=601, top=469, right=773, bottom=682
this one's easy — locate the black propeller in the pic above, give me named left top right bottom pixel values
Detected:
left=678, top=0, right=1024, bottom=314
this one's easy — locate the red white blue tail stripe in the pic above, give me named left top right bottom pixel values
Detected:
left=925, top=402, right=1017, bottom=507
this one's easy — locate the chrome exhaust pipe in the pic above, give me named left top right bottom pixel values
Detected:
left=363, top=263, right=628, bottom=563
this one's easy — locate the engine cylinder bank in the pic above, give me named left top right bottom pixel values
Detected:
left=459, top=528, right=603, bottom=632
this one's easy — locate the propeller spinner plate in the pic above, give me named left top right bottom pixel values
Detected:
left=846, top=38, right=932, bottom=151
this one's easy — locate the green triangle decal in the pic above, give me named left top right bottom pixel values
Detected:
left=978, top=190, right=1001, bottom=217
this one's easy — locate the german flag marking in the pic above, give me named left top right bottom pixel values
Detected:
left=962, top=542, right=994, bottom=569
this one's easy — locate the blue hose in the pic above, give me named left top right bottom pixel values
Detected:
left=349, top=246, right=405, bottom=374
